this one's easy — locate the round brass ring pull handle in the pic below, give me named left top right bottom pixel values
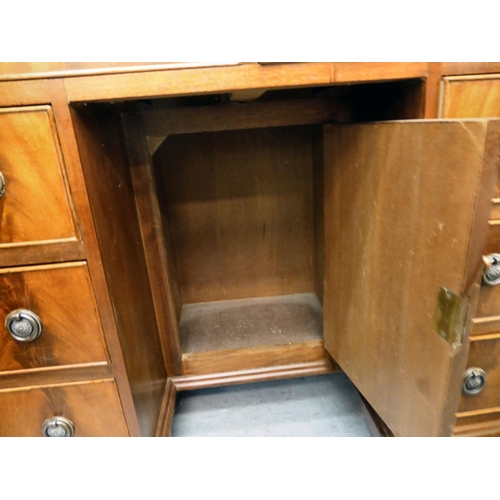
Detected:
left=462, top=367, right=487, bottom=395
left=42, top=417, right=75, bottom=437
left=5, top=309, right=43, bottom=342
left=482, top=254, right=500, bottom=286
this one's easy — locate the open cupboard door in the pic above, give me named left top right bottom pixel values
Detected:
left=323, top=120, right=500, bottom=436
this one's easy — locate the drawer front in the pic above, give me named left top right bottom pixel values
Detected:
left=458, top=336, right=500, bottom=413
left=472, top=223, right=500, bottom=335
left=0, top=262, right=109, bottom=372
left=0, top=380, right=128, bottom=436
left=0, top=106, right=77, bottom=246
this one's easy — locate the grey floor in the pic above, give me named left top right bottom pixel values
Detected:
left=171, top=372, right=372, bottom=437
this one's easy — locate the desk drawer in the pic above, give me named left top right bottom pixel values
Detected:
left=0, top=379, right=128, bottom=436
left=458, top=335, right=500, bottom=413
left=0, top=262, right=109, bottom=372
left=472, top=223, right=500, bottom=335
left=0, top=106, right=77, bottom=246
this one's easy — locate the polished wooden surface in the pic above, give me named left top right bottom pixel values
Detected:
left=0, top=263, right=109, bottom=372
left=173, top=359, right=338, bottom=390
left=454, top=408, right=500, bottom=436
left=458, top=334, right=500, bottom=412
left=0, top=106, right=77, bottom=246
left=441, top=75, right=500, bottom=119
left=47, top=80, right=141, bottom=436
left=123, top=113, right=184, bottom=376
left=71, top=105, right=168, bottom=436
left=0, top=239, right=85, bottom=268
left=156, top=126, right=316, bottom=304
left=182, top=341, right=334, bottom=376
left=0, top=62, right=229, bottom=81
left=442, top=63, right=500, bottom=76
left=324, top=120, right=499, bottom=436
left=64, top=63, right=428, bottom=103
left=0, top=379, right=128, bottom=436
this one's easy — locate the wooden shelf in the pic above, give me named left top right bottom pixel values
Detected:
left=179, top=292, right=323, bottom=354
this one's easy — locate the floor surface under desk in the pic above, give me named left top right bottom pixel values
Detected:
left=171, top=373, right=371, bottom=437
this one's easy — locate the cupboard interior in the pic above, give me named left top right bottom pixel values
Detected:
left=71, top=78, right=424, bottom=377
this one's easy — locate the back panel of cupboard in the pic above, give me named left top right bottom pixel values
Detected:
left=154, top=126, right=317, bottom=305
left=323, top=120, right=500, bottom=436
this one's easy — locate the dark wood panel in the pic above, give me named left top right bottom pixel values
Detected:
left=0, top=379, right=128, bottom=437
left=122, top=112, right=183, bottom=376
left=70, top=104, right=168, bottom=436
left=156, top=126, right=315, bottom=304
left=458, top=335, right=500, bottom=412
left=323, top=120, right=499, bottom=436
left=182, top=340, right=334, bottom=376
left=156, top=378, right=177, bottom=437
left=0, top=106, right=78, bottom=245
left=142, top=98, right=351, bottom=137
left=0, top=263, right=109, bottom=372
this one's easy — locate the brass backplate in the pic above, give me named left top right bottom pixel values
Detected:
left=435, top=287, right=469, bottom=345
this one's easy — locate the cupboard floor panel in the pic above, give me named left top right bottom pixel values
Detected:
left=179, top=292, right=323, bottom=354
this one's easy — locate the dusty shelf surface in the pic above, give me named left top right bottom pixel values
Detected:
left=179, top=292, right=323, bottom=354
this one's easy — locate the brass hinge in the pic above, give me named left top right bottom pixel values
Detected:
left=435, top=287, right=469, bottom=346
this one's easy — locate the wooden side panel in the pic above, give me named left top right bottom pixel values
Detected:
left=0, top=380, right=128, bottom=437
left=324, top=120, right=499, bottom=436
left=0, top=106, right=78, bottom=246
left=0, top=263, right=109, bottom=372
left=70, top=105, right=167, bottom=436
left=156, top=126, right=315, bottom=304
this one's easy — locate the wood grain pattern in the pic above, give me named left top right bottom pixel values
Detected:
left=46, top=80, right=141, bottom=436
left=0, top=62, right=234, bottom=81
left=0, top=262, right=109, bottom=372
left=442, top=63, right=500, bottom=76
left=473, top=223, right=500, bottom=326
left=0, top=379, right=128, bottom=437
left=63, top=63, right=428, bottom=103
left=0, top=80, right=49, bottom=107
left=458, top=335, right=500, bottom=412
left=174, top=358, right=338, bottom=390
left=323, top=120, right=499, bottom=436
left=70, top=105, right=168, bottom=436
left=156, top=378, right=177, bottom=437
left=122, top=112, right=184, bottom=376
left=182, top=340, right=334, bottom=376
left=441, top=76, right=500, bottom=119
left=156, top=126, right=315, bottom=304
left=0, top=363, right=112, bottom=391
left=141, top=98, right=351, bottom=137
left=0, top=106, right=78, bottom=245
left=424, top=62, right=443, bottom=118
left=0, top=239, right=85, bottom=268
left=454, top=408, right=500, bottom=436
